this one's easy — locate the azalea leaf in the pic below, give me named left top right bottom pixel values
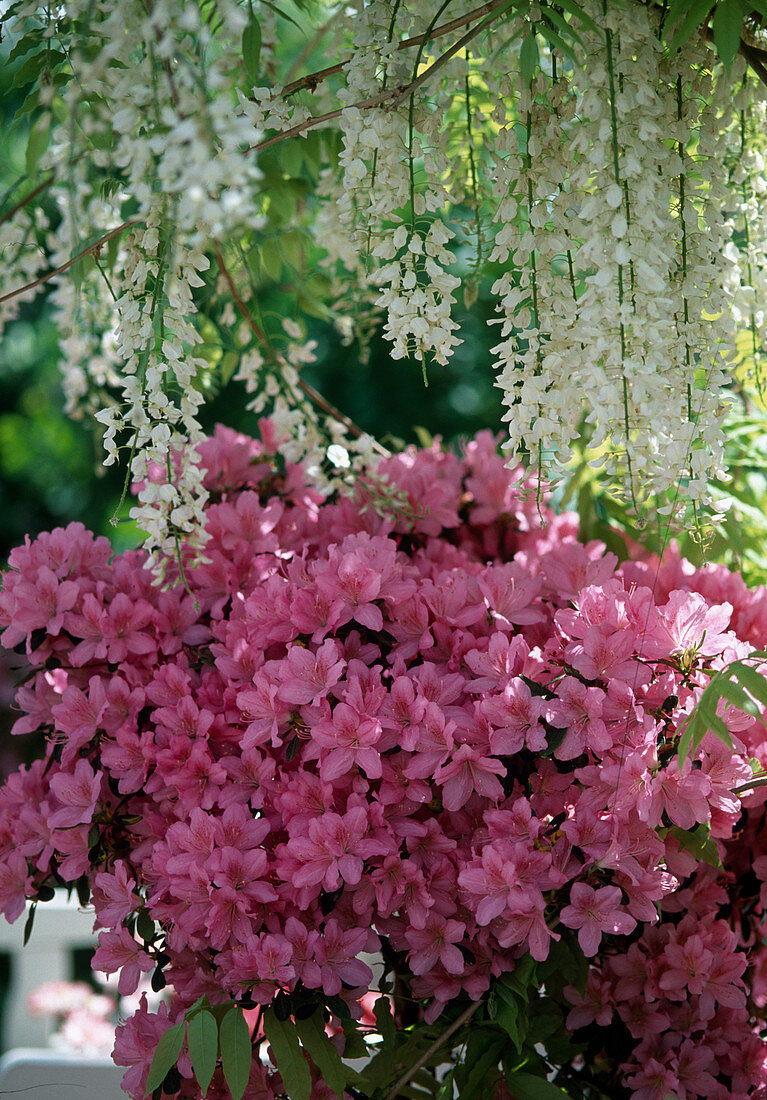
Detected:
left=436, top=1067, right=456, bottom=1100
left=295, top=1010, right=347, bottom=1099
left=263, top=1008, right=312, bottom=1100
left=340, top=1019, right=369, bottom=1061
left=662, top=824, right=722, bottom=869
left=219, top=1005, right=252, bottom=1100
left=373, top=995, right=396, bottom=1047
left=730, top=660, right=767, bottom=708
left=458, top=1030, right=505, bottom=1100
left=144, top=1022, right=184, bottom=1098
left=23, top=902, right=36, bottom=947
left=188, top=1007, right=218, bottom=1096
left=505, top=1072, right=573, bottom=1100
left=715, top=676, right=759, bottom=716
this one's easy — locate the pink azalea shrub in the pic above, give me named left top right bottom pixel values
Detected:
left=1, top=423, right=767, bottom=1097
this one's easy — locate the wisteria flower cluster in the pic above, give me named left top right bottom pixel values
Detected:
left=4, top=1, right=767, bottom=559
left=1, top=425, right=767, bottom=1098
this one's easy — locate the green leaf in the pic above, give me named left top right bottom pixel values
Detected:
left=260, top=0, right=303, bottom=29
left=263, top=1008, right=311, bottom=1100
left=242, top=7, right=262, bottom=84
left=12, top=50, right=64, bottom=89
left=136, top=909, right=155, bottom=944
left=260, top=240, right=283, bottom=282
left=666, top=0, right=715, bottom=53
left=340, top=1019, right=369, bottom=1061
left=662, top=824, right=722, bottom=868
left=23, top=902, right=36, bottom=947
left=436, top=1067, right=456, bottom=1100
left=459, top=1033, right=505, bottom=1100
left=715, top=676, right=759, bottom=716
left=545, top=0, right=598, bottom=32
left=712, top=0, right=742, bottom=66
left=373, top=995, right=396, bottom=1047
left=539, top=21, right=577, bottom=63
left=144, top=1022, right=185, bottom=1098
left=358, top=1032, right=434, bottom=1091
left=520, top=31, right=540, bottom=85
left=295, top=1011, right=346, bottom=1099
left=501, top=954, right=538, bottom=1001
left=219, top=1006, right=252, bottom=1100
left=494, top=999, right=525, bottom=1053
left=731, top=661, right=767, bottom=707
left=505, top=1071, right=573, bottom=1100
left=541, top=6, right=583, bottom=46
left=188, top=1008, right=218, bottom=1096
left=8, top=30, right=44, bottom=64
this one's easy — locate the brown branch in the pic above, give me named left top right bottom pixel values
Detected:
left=382, top=1000, right=483, bottom=1100
left=254, top=0, right=513, bottom=152
left=738, top=37, right=767, bottom=86
left=212, top=242, right=389, bottom=457
left=0, top=218, right=140, bottom=308
left=0, top=173, right=56, bottom=229
left=390, top=3, right=507, bottom=108
left=280, top=0, right=504, bottom=97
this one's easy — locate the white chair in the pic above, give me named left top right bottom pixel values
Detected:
left=0, top=1048, right=125, bottom=1099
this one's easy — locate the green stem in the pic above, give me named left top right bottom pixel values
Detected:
left=407, top=0, right=455, bottom=235
left=603, top=6, right=638, bottom=512
left=464, top=70, right=483, bottom=277
left=110, top=231, right=169, bottom=526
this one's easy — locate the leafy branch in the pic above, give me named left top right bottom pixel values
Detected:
left=678, top=651, right=767, bottom=766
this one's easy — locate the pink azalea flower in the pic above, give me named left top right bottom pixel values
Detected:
left=0, top=850, right=31, bottom=923
left=48, top=759, right=102, bottom=829
left=92, top=928, right=154, bottom=996
left=560, top=883, right=637, bottom=956
left=277, top=640, right=345, bottom=706
left=405, top=913, right=466, bottom=976
left=433, top=744, right=505, bottom=811
left=92, top=861, right=139, bottom=928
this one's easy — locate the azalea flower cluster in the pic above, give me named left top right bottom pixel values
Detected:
left=0, top=424, right=766, bottom=1097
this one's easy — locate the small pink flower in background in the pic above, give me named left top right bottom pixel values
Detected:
left=0, top=850, right=31, bottom=923
left=27, top=979, right=120, bottom=1059
left=27, top=980, right=97, bottom=1019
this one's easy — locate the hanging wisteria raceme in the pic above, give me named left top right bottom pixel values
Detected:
left=3, top=0, right=767, bottom=563
left=725, top=78, right=767, bottom=401
left=2, top=0, right=267, bottom=569
left=541, top=3, right=734, bottom=516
